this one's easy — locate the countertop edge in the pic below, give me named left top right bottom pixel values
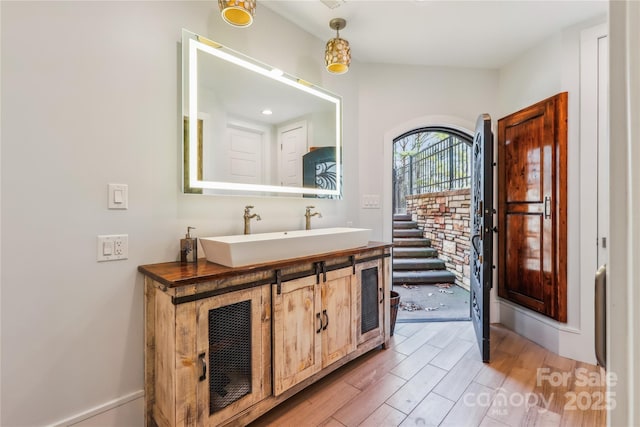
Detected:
left=138, top=241, right=392, bottom=288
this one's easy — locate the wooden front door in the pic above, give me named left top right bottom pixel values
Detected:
left=497, top=92, right=568, bottom=322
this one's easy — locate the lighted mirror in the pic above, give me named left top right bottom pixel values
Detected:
left=182, top=29, right=342, bottom=198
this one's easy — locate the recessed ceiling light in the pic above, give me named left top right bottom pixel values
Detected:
left=262, top=109, right=273, bottom=115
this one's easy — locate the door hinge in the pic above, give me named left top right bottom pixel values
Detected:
left=276, top=269, right=282, bottom=295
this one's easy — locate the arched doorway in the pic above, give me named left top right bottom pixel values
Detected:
left=392, top=127, right=473, bottom=322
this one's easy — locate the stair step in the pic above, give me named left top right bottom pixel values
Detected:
left=393, top=238, right=432, bottom=247
left=393, top=247, right=438, bottom=258
left=393, top=221, right=418, bottom=229
left=393, top=258, right=446, bottom=270
left=393, top=214, right=412, bottom=221
left=393, top=270, right=457, bottom=285
left=393, top=229, right=423, bottom=238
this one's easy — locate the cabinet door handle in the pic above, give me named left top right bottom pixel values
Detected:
left=198, top=353, right=207, bottom=382
left=322, top=310, right=329, bottom=330
left=379, top=287, right=384, bottom=304
left=316, top=313, right=322, bottom=334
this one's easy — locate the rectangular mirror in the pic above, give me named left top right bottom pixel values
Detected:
left=182, top=29, right=342, bottom=198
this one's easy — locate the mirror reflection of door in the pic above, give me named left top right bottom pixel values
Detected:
left=223, top=123, right=270, bottom=185
left=278, top=121, right=308, bottom=187
left=596, top=34, right=609, bottom=268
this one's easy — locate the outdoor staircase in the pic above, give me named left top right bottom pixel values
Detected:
left=393, top=214, right=456, bottom=286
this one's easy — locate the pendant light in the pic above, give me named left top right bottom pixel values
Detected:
left=325, top=18, right=351, bottom=74
left=219, top=0, right=256, bottom=27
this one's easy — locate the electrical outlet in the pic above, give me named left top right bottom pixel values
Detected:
left=97, top=234, right=128, bottom=261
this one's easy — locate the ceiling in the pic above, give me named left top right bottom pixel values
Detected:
left=261, top=0, right=607, bottom=69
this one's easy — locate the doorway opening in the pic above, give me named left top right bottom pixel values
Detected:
left=392, top=127, right=473, bottom=322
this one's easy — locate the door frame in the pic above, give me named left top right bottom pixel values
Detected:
left=383, top=115, right=499, bottom=324
left=579, top=22, right=608, bottom=369
left=608, top=2, right=640, bottom=424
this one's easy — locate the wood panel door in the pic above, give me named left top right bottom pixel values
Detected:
left=497, top=92, right=567, bottom=322
left=195, top=286, right=270, bottom=426
left=272, top=275, right=322, bottom=396
left=321, top=267, right=357, bottom=367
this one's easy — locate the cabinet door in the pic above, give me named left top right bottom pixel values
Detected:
left=272, top=275, right=322, bottom=396
left=321, top=267, right=357, bottom=367
left=355, top=260, right=384, bottom=346
left=195, top=286, right=270, bottom=426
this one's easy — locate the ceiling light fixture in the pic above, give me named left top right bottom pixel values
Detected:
left=218, top=0, right=255, bottom=27
left=325, top=18, right=351, bottom=74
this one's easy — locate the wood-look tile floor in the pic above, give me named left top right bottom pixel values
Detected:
left=249, top=322, right=607, bottom=427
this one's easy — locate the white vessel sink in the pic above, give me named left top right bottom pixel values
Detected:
left=199, top=227, right=371, bottom=267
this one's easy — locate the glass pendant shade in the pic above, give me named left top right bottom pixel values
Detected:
left=219, top=0, right=256, bottom=27
left=325, top=18, right=351, bottom=74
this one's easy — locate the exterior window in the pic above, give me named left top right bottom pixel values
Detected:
left=393, top=128, right=472, bottom=213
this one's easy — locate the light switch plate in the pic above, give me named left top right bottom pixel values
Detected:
left=97, top=234, right=128, bottom=261
left=362, top=194, right=381, bottom=209
left=108, top=184, right=128, bottom=210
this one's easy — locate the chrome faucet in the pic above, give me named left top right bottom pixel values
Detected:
left=243, top=205, right=261, bottom=235
left=305, top=206, right=322, bottom=230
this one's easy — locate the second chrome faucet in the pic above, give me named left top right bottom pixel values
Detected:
left=305, top=206, right=322, bottom=230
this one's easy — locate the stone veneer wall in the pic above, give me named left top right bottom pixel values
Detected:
left=406, top=189, right=471, bottom=290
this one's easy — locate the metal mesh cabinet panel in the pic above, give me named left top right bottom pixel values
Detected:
left=208, top=300, right=252, bottom=414
left=361, top=267, right=379, bottom=334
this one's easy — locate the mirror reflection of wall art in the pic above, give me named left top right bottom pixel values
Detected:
left=303, top=147, right=341, bottom=199
left=182, top=29, right=343, bottom=198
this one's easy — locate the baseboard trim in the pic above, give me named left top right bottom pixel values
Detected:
left=48, top=390, right=144, bottom=427
left=498, top=298, right=581, bottom=334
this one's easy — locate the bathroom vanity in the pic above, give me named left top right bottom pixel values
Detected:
left=139, top=242, right=391, bottom=427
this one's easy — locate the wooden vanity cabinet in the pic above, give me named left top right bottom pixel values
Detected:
left=140, top=243, right=391, bottom=427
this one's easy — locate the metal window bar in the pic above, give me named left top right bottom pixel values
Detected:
left=393, top=136, right=470, bottom=211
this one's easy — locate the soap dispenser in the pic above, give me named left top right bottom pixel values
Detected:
left=180, top=226, right=198, bottom=263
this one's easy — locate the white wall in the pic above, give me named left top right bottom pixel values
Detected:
left=496, top=16, right=606, bottom=363
left=356, top=64, right=499, bottom=242
left=0, top=2, right=358, bottom=425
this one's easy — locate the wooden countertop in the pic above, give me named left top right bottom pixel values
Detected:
left=138, top=241, right=392, bottom=288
